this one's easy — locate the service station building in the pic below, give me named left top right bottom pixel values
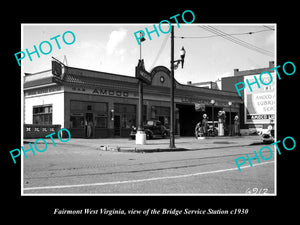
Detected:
left=23, top=62, right=242, bottom=138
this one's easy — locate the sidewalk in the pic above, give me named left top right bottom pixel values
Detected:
left=109, top=135, right=262, bottom=152
left=24, top=135, right=262, bottom=153
left=24, top=135, right=263, bottom=153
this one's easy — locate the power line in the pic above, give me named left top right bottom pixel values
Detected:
left=150, top=32, right=170, bottom=69
left=175, top=29, right=272, bottom=39
left=263, top=25, right=275, bottom=31
left=199, top=25, right=274, bottom=57
left=202, top=25, right=274, bottom=57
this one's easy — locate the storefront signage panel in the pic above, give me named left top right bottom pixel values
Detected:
left=244, top=73, right=276, bottom=124
left=25, top=86, right=62, bottom=96
left=181, top=97, right=237, bottom=108
left=66, top=86, right=131, bottom=98
left=135, top=66, right=152, bottom=85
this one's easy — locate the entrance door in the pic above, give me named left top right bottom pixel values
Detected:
left=86, top=113, right=94, bottom=138
left=114, top=115, right=121, bottom=136
left=177, top=104, right=201, bottom=136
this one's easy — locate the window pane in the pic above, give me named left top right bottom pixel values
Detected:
left=95, top=102, right=107, bottom=112
left=39, top=107, right=45, bottom=113
left=114, top=104, right=136, bottom=128
left=70, top=101, right=84, bottom=111
left=156, top=106, right=170, bottom=115
left=95, top=117, right=107, bottom=128
left=44, top=114, right=49, bottom=124
left=70, top=116, right=84, bottom=128
left=33, top=115, right=38, bottom=124
left=94, top=103, right=107, bottom=115
left=32, top=105, right=53, bottom=125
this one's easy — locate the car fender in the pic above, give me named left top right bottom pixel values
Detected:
left=145, top=129, right=153, bottom=135
left=144, top=129, right=153, bottom=139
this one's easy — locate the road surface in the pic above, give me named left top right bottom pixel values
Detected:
left=22, top=139, right=275, bottom=195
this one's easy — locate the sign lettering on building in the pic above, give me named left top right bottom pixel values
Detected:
left=136, top=66, right=152, bottom=85
left=25, top=86, right=62, bottom=96
left=244, top=73, right=276, bottom=124
left=67, top=86, right=129, bottom=98
left=181, top=97, right=235, bottom=108
left=67, top=85, right=130, bottom=98
left=92, top=88, right=129, bottom=97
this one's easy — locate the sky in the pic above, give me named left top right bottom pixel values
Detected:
left=21, top=23, right=275, bottom=84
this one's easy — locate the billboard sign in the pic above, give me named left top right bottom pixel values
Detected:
left=244, top=73, right=276, bottom=124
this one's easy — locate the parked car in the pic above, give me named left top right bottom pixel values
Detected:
left=261, top=124, right=274, bottom=143
left=130, top=120, right=169, bottom=140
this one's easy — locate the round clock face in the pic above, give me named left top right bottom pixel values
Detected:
left=160, top=76, right=165, bottom=83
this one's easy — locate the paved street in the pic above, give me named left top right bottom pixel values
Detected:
left=22, top=136, right=275, bottom=195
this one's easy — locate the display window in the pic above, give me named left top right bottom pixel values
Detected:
left=70, top=113, right=84, bottom=128
left=33, top=105, right=53, bottom=125
left=114, top=103, right=136, bottom=128
left=70, top=100, right=108, bottom=129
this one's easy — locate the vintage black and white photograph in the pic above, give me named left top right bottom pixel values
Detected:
left=20, top=23, right=277, bottom=195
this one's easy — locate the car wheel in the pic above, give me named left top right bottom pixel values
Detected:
left=146, top=132, right=152, bottom=140
left=162, top=132, right=167, bottom=138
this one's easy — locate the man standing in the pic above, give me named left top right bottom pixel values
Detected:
left=234, top=115, right=240, bottom=136
left=202, top=114, right=208, bottom=136
left=87, top=119, right=93, bottom=138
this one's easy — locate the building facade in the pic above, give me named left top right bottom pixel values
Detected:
left=24, top=62, right=242, bottom=138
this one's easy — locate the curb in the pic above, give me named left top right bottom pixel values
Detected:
left=97, top=143, right=260, bottom=153
left=120, top=147, right=189, bottom=153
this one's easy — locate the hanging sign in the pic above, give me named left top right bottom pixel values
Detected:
left=135, top=59, right=152, bottom=85
left=195, top=103, right=205, bottom=112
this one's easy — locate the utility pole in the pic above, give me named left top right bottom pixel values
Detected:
left=136, top=33, right=147, bottom=145
left=137, top=42, right=143, bottom=133
left=170, top=26, right=175, bottom=149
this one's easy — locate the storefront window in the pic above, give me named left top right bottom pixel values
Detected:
left=156, top=106, right=170, bottom=116
left=70, top=100, right=85, bottom=111
left=94, top=102, right=108, bottom=128
left=155, top=106, right=170, bottom=128
left=94, top=102, right=107, bottom=114
left=95, top=116, right=107, bottom=128
left=70, top=101, right=108, bottom=129
left=70, top=114, right=84, bottom=128
left=33, top=105, right=52, bottom=125
left=115, top=103, right=136, bottom=128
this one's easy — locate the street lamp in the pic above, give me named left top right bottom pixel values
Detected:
left=210, top=99, right=215, bottom=137
left=170, top=26, right=186, bottom=149
left=179, top=47, right=186, bottom=68
left=174, top=46, right=186, bottom=70
left=228, top=101, right=232, bottom=136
